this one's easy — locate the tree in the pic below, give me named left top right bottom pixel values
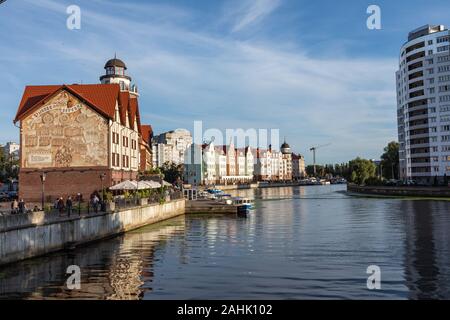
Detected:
left=160, top=162, right=183, bottom=184
left=348, top=157, right=377, bottom=185
left=380, top=141, right=399, bottom=180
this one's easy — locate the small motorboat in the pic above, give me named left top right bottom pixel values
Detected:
left=230, top=197, right=253, bottom=216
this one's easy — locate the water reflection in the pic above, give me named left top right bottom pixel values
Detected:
left=0, top=219, right=185, bottom=300
left=1, top=185, right=450, bottom=299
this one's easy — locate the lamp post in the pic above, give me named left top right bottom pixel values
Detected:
left=77, top=192, right=81, bottom=216
left=136, top=172, right=141, bottom=205
left=39, top=172, right=46, bottom=211
left=99, top=173, right=106, bottom=203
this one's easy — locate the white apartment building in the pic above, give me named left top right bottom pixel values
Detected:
left=2, top=142, right=20, bottom=160
left=183, top=142, right=254, bottom=185
left=397, top=25, right=450, bottom=184
left=152, top=129, right=192, bottom=167
left=292, top=153, right=306, bottom=180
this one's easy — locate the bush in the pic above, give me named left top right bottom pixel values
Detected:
left=365, top=177, right=384, bottom=186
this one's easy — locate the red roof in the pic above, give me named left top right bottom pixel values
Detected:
left=140, top=125, right=153, bottom=144
left=14, top=84, right=123, bottom=123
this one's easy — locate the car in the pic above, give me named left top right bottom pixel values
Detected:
left=7, top=191, right=18, bottom=200
left=0, top=192, right=10, bottom=202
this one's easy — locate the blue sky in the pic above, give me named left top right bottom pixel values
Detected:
left=1, top=0, right=450, bottom=164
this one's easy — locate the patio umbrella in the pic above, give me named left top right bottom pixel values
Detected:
left=109, top=180, right=138, bottom=191
left=141, top=180, right=161, bottom=189
left=161, top=180, right=172, bottom=187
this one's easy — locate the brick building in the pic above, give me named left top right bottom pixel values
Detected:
left=14, top=57, right=153, bottom=203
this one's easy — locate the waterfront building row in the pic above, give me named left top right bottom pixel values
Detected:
left=184, top=140, right=306, bottom=185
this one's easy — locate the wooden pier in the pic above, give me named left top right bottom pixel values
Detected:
left=185, top=200, right=239, bottom=214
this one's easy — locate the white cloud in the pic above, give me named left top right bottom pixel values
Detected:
left=1, top=0, right=398, bottom=163
left=227, top=0, right=282, bottom=32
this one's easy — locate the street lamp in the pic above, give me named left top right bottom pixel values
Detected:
left=39, top=172, right=46, bottom=211
left=99, top=173, right=106, bottom=203
left=77, top=193, right=81, bottom=216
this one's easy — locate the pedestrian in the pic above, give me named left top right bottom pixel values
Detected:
left=18, top=199, right=26, bottom=214
left=93, top=195, right=99, bottom=213
left=57, top=197, right=65, bottom=216
left=11, top=199, right=18, bottom=214
left=66, top=196, right=73, bottom=217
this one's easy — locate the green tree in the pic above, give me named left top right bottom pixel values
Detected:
left=160, top=162, right=183, bottom=184
left=380, top=141, right=399, bottom=180
left=348, top=157, right=377, bottom=185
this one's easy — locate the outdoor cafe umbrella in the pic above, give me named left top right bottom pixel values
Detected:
left=109, top=180, right=138, bottom=191
left=161, top=180, right=172, bottom=187
left=141, top=180, right=162, bottom=189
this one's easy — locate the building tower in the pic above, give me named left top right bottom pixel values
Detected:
left=100, top=55, right=139, bottom=96
left=280, top=139, right=292, bottom=181
left=396, top=25, right=450, bottom=184
left=281, top=139, right=292, bottom=155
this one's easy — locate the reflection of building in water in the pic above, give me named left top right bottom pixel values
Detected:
left=0, top=220, right=185, bottom=300
left=401, top=201, right=450, bottom=299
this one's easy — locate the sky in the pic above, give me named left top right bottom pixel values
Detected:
left=1, top=0, right=450, bottom=164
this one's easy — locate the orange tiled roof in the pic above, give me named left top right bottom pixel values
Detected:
left=14, top=84, right=122, bottom=123
left=140, top=125, right=153, bottom=144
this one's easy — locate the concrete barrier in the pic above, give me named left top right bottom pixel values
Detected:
left=0, top=199, right=185, bottom=266
left=347, top=184, right=450, bottom=198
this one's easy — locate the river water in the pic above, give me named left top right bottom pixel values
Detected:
left=1, top=185, right=449, bottom=300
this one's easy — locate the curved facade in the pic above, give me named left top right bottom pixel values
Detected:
left=397, top=25, right=450, bottom=184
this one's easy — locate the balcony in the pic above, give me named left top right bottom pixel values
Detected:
left=409, top=89, right=425, bottom=99
left=408, top=113, right=428, bottom=121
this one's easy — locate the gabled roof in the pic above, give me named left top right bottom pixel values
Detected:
left=140, top=125, right=153, bottom=144
left=14, top=84, right=121, bottom=123
left=14, top=83, right=147, bottom=132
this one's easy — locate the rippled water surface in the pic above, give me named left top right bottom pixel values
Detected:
left=1, top=185, right=450, bottom=299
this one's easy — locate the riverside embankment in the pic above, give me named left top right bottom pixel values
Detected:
left=347, top=183, right=450, bottom=198
left=0, top=199, right=185, bottom=266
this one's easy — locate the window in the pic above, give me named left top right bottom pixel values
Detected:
left=122, top=155, right=129, bottom=167
left=440, top=95, right=450, bottom=102
left=437, top=36, right=450, bottom=43
left=437, top=46, right=450, bottom=52
left=428, top=40, right=434, bottom=45
left=439, top=85, right=450, bottom=92
left=438, top=55, right=450, bottom=63
left=122, top=136, right=129, bottom=147
left=438, top=65, right=450, bottom=73
left=442, top=135, right=450, bottom=142
left=442, top=125, right=450, bottom=132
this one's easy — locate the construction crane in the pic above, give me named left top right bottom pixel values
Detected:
left=309, top=143, right=331, bottom=176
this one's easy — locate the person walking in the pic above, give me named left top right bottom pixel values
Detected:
left=11, top=199, right=19, bottom=214
left=18, top=199, right=26, bottom=214
left=66, top=196, right=73, bottom=217
left=93, top=195, right=99, bottom=213
left=57, top=197, right=65, bottom=216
